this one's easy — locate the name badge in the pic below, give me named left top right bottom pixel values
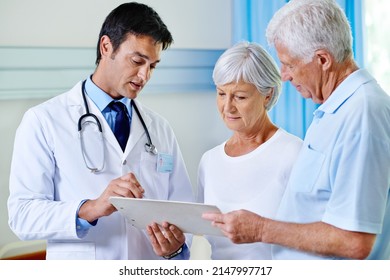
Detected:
left=157, top=153, right=173, bottom=173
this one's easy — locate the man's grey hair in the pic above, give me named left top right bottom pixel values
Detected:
left=266, top=0, right=353, bottom=63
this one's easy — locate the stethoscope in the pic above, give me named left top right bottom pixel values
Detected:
left=78, top=80, right=157, bottom=173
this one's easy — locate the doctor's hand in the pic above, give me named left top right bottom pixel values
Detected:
left=202, top=210, right=264, bottom=244
left=146, top=221, right=185, bottom=258
left=78, top=172, right=144, bottom=222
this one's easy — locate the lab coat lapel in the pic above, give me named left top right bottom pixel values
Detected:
left=67, top=82, right=122, bottom=153
left=125, top=100, right=152, bottom=155
left=90, top=103, right=123, bottom=153
left=67, top=81, right=85, bottom=125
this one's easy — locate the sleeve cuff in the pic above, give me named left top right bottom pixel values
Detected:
left=76, top=200, right=98, bottom=238
left=166, top=243, right=190, bottom=260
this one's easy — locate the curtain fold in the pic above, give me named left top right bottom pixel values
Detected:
left=232, top=0, right=364, bottom=139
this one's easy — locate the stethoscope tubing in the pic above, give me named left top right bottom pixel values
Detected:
left=79, top=80, right=157, bottom=156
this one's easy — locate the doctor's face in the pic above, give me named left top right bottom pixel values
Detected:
left=96, top=33, right=162, bottom=99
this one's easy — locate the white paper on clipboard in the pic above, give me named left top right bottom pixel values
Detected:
left=109, top=197, right=223, bottom=236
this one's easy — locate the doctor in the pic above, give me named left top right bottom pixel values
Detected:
left=8, top=2, right=193, bottom=260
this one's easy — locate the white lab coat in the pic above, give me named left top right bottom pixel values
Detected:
left=8, top=81, right=194, bottom=260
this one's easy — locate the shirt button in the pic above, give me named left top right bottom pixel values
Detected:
left=122, top=160, right=127, bottom=165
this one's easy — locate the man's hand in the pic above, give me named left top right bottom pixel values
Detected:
left=78, top=172, right=144, bottom=222
left=146, top=221, right=185, bottom=257
left=203, top=209, right=264, bottom=243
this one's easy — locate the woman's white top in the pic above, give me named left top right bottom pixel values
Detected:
left=197, top=129, right=302, bottom=259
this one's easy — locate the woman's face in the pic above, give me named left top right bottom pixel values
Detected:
left=216, top=80, right=270, bottom=134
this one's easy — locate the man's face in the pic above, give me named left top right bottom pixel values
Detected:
left=97, top=34, right=162, bottom=99
left=275, top=43, right=326, bottom=104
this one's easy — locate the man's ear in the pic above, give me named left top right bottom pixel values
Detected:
left=314, top=49, right=333, bottom=71
left=99, top=35, right=113, bottom=59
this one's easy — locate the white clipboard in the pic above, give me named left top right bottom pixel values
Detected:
left=109, top=197, right=223, bottom=236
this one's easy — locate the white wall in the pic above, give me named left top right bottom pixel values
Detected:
left=0, top=0, right=231, bottom=49
left=0, top=0, right=232, bottom=259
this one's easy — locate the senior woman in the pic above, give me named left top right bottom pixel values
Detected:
left=197, top=41, right=302, bottom=259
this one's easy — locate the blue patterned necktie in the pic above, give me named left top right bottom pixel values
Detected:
left=109, top=101, right=130, bottom=151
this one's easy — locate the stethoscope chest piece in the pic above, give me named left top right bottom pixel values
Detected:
left=145, top=143, right=158, bottom=155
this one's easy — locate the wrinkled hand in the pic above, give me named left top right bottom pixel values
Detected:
left=78, top=172, right=144, bottom=222
left=202, top=209, right=264, bottom=244
left=147, top=222, right=185, bottom=257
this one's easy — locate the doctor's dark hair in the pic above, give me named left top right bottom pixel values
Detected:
left=95, top=2, right=173, bottom=65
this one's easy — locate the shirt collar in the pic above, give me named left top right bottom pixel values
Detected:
left=85, top=76, right=132, bottom=114
left=314, top=69, right=374, bottom=116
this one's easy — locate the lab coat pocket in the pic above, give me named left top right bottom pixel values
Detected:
left=289, top=144, right=325, bottom=193
left=46, top=241, right=95, bottom=260
left=140, top=152, right=170, bottom=199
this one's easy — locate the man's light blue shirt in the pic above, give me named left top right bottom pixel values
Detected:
left=272, top=69, right=390, bottom=259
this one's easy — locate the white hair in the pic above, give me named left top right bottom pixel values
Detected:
left=266, top=0, right=353, bottom=63
left=212, top=41, right=281, bottom=111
